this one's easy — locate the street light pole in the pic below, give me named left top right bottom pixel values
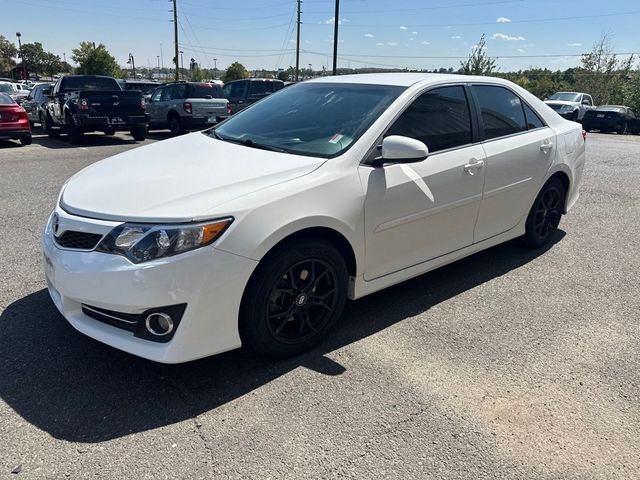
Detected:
left=332, top=0, right=339, bottom=75
left=16, top=32, right=26, bottom=80
left=128, top=53, right=136, bottom=79
left=180, top=51, right=184, bottom=80
left=214, top=58, right=217, bottom=79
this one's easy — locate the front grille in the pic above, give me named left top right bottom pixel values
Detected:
left=55, top=230, right=103, bottom=250
left=82, top=305, right=139, bottom=332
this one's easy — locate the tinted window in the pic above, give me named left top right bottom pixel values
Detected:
left=523, top=103, right=545, bottom=130
left=226, top=81, right=247, bottom=99
left=124, top=83, right=159, bottom=94
left=0, top=84, right=15, bottom=94
left=386, top=86, right=472, bottom=153
left=212, top=83, right=405, bottom=158
left=248, top=81, right=281, bottom=96
left=186, top=83, right=224, bottom=98
left=60, top=77, right=120, bottom=92
left=0, top=92, right=14, bottom=104
left=151, top=88, right=163, bottom=102
left=474, top=85, right=527, bottom=140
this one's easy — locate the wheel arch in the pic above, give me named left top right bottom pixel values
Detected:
left=543, top=168, right=572, bottom=213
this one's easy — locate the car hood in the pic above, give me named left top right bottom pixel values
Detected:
left=544, top=100, right=578, bottom=107
left=61, top=132, right=325, bottom=222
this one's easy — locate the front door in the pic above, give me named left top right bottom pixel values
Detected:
left=471, top=85, right=555, bottom=242
left=360, top=85, right=486, bottom=281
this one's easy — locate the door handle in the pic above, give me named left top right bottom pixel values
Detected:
left=463, top=159, right=485, bottom=175
left=540, top=141, right=554, bottom=153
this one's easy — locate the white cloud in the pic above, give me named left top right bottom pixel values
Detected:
left=376, top=42, right=384, bottom=46
left=400, top=25, right=408, bottom=30
left=324, top=16, right=348, bottom=25
left=567, top=42, right=582, bottom=47
left=496, top=17, right=511, bottom=23
left=517, top=48, right=525, bottom=53
left=288, top=39, right=295, bottom=43
left=493, top=33, right=525, bottom=41
left=421, top=41, right=431, bottom=45
left=364, top=33, right=374, bottom=38
left=409, top=38, right=414, bottom=41
left=412, top=31, right=418, bottom=35
left=451, top=35, right=462, bottom=39
left=387, top=42, right=398, bottom=46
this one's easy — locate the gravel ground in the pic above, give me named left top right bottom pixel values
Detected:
left=0, top=131, right=638, bottom=479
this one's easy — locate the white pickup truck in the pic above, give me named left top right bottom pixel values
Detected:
left=544, top=92, right=595, bottom=122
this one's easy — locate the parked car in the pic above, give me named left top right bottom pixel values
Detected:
left=0, top=92, right=32, bottom=146
left=147, top=81, right=230, bottom=135
left=544, top=92, right=595, bottom=121
left=0, top=82, right=19, bottom=102
left=222, top=78, right=284, bottom=113
left=22, top=82, right=53, bottom=127
left=117, top=79, right=161, bottom=102
left=44, top=75, right=150, bottom=143
left=582, top=105, right=640, bottom=135
left=42, top=73, right=585, bottom=363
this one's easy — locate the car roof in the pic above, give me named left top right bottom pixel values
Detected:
left=305, top=72, right=519, bottom=87
left=226, top=78, right=283, bottom=83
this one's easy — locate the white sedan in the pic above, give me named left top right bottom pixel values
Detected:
left=42, top=74, right=585, bottom=363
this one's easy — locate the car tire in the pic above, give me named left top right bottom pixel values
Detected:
left=617, top=122, right=627, bottom=135
left=104, top=128, right=116, bottom=136
left=66, top=114, right=84, bottom=144
left=523, top=177, right=566, bottom=249
left=239, top=238, right=349, bottom=357
left=29, top=120, right=35, bottom=128
left=130, top=126, right=148, bottom=141
left=20, top=134, right=32, bottom=146
left=44, top=114, right=59, bottom=138
left=571, top=111, right=579, bottom=122
left=38, top=112, right=44, bottom=129
left=168, top=115, right=183, bottom=136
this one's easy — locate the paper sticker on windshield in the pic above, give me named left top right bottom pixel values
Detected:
left=329, top=133, right=344, bottom=144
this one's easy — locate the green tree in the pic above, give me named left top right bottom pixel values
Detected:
left=277, top=70, right=290, bottom=82
left=20, top=42, right=48, bottom=78
left=575, top=34, right=634, bottom=105
left=72, top=42, right=120, bottom=76
left=0, top=35, right=17, bottom=74
left=459, top=34, right=497, bottom=75
left=191, top=66, right=206, bottom=81
left=222, top=62, right=250, bottom=82
left=623, top=71, right=640, bottom=113
left=42, top=52, right=63, bottom=79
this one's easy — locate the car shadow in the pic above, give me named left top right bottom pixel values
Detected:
left=30, top=132, right=143, bottom=149
left=0, top=232, right=565, bottom=442
left=0, top=139, right=23, bottom=149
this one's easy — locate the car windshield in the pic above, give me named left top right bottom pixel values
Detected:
left=0, top=92, right=14, bottom=104
left=547, top=93, right=581, bottom=102
left=187, top=84, right=224, bottom=98
left=61, top=77, right=119, bottom=92
left=0, top=84, right=16, bottom=93
left=125, top=83, right=160, bottom=94
left=210, top=82, right=405, bottom=158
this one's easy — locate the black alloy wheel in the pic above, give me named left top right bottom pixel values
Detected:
left=44, top=114, right=59, bottom=138
left=240, top=239, right=348, bottom=357
left=168, top=116, right=183, bottom=136
left=266, top=259, right=339, bottom=345
left=618, top=122, right=628, bottom=135
left=523, top=178, right=565, bottom=248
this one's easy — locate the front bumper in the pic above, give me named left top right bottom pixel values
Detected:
left=182, top=115, right=229, bottom=130
left=42, top=208, right=258, bottom=363
left=556, top=110, right=578, bottom=120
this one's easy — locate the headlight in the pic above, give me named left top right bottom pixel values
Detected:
left=560, top=105, right=574, bottom=112
left=96, top=218, right=233, bottom=263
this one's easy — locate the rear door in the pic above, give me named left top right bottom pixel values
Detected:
left=471, top=84, right=555, bottom=242
left=360, top=85, right=486, bottom=280
left=147, top=87, right=164, bottom=125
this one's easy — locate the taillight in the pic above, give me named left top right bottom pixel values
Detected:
left=79, top=98, right=89, bottom=110
left=140, top=98, right=146, bottom=111
left=226, top=102, right=232, bottom=115
left=582, top=130, right=587, bottom=142
left=183, top=102, right=192, bottom=114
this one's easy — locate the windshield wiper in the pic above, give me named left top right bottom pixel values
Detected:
left=211, top=132, right=286, bottom=153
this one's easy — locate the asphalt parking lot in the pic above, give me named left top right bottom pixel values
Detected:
left=0, top=130, right=638, bottom=479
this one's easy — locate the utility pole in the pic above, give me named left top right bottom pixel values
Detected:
left=214, top=58, right=217, bottom=79
left=180, top=51, right=184, bottom=80
left=172, top=0, right=179, bottom=81
left=332, top=0, right=339, bottom=75
left=295, top=0, right=301, bottom=82
left=16, top=32, right=25, bottom=80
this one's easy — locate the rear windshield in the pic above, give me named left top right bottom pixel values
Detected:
left=125, top=83, right=160, bottom=94
left=61, top=77, right=119, bottom=92
left=0, top=84, right=15, bottom=94
left=0, top=92, right=15, bottom=104
left=187, top=83, right=224, bottom=99
left=249, top=80, right=283, bottom=96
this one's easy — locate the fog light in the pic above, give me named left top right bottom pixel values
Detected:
left=145, top=312, right=174, bottom=336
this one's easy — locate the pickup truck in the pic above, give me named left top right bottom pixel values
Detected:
left=44, top=75, right=150, bottom=143
left=544, top=92, right=595, bottom=122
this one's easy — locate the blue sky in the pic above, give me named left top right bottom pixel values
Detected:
left=1, top=0, right=639, bottom=72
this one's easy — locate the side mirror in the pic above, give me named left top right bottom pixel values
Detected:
left=372, top=135, right=429, bottom=166
left=581, top=100, right=590, bottom=105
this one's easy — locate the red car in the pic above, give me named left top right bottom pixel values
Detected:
left=0, top=92, right=32, bottom=146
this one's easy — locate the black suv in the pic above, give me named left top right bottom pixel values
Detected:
left=222, top=78, right=284, bottom=113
